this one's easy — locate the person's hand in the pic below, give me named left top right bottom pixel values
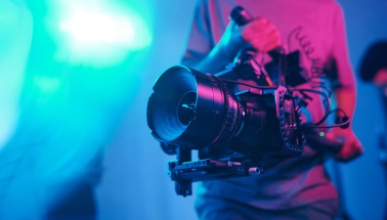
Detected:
left=242, top=17, right=281, bottom=53
left=217, top=17, right=281, bottom=60
left=216, top=20, right=249, bottom=60
left=325, top=127, right=364, bottom=162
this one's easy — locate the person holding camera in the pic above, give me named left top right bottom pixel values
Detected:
left=181, top=0, right=363, bottom=219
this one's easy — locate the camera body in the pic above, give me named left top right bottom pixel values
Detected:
left=147, top=48, right=308, bottom=196
left=146, top=6, right=345, bottom=196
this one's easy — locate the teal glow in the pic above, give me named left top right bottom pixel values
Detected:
left=0, top=0, right=154, bottom=218
left=34, top=77, right=61, bottom=93
left=47, top=0, right=152, bottom=67
left=319, top=132, right=325, bottom=137
left=0, top=0, right=32, bottom=149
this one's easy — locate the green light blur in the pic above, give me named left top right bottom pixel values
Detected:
left=319, top=132, right=325, bottom=137
left=0, top=0, right=32, bottom=149
left=0, top=0, right=154, bottom=217
left=47, top=0, right=152, bottom=67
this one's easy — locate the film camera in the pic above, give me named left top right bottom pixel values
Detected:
left=146, top=6, right=347, bottom=196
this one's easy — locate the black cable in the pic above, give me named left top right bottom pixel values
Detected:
left=221, top=79, right=349, bottom=129
left=287, top=27, right=328, bottom=95
left=292, top=88, right=330, bottom=126
left=221, top=79, right=278, bottom=90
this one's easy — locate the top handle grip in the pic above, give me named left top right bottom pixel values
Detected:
left=230, top=6, right=254, bottom=26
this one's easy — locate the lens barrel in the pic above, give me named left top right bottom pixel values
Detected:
left=147, top=66, right=244, bottom=149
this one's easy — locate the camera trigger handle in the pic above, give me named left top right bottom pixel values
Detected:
left=230, top=6, right=253, bottom=26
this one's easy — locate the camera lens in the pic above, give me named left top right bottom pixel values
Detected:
left=177, top=91, right=197, bottom=126
left=147, top=66, right=244, bottom=149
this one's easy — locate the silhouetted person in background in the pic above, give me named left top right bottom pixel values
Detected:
left=359, top=40, right=387, bottom=220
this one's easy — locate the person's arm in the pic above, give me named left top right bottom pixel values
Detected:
left=331, top=90, right=363, bottom=162
left=182, top=1, right=280, bottom=74
left=326, top=5, right=363, bottom=162
left=184, top=20, right=246, bottom=73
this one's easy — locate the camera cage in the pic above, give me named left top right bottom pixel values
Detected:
left=147, top=49, right=345, bottom=196
left=146, top=6, right=348, bottom=196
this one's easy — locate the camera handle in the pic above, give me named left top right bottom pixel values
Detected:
left=174, top=147, right=192, bottom=197
left=230, top=6, right=287, bottom=87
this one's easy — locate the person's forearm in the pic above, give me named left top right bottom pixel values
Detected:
left=335, top=88, right=356, bottom=120
left=187, top=44, right=236, bottom=74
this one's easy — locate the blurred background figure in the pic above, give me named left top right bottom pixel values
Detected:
left=359, top=41, right=387, bottom=114
left=0, top=0, right=386, bottom=219
left=359, top=40, right=387, bottom=219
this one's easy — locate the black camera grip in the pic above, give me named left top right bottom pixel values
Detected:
left=230, top=6, right=254, bottom=26
left=305, top=132, right=343, bottom=154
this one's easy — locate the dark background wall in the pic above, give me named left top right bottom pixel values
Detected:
left=337, top=0, right=387, bottom=219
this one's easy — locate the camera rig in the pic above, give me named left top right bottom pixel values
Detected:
left=146, top=6, right=347, bottom=196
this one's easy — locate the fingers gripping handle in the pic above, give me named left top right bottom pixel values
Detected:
left=229, top=6, right=282, bottom=58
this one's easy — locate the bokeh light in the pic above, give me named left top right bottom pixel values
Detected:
left=49, top=0, right=152, bottom=67
left=0, top=0, right=153, bottom=218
